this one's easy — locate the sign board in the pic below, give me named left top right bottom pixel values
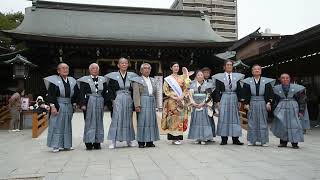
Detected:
left=21, top=97, right=29, bottom=110
left=154, top=76, right=163, bottom=109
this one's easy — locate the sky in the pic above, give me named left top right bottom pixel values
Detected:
left=1, top=0, right=319, bottom=38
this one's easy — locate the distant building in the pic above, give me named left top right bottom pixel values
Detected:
left=171, top=0, right=238, bottom=40
left=231, top=25, right=320, bottom=96
left=1, top=0, right=232, bottom=96
left=228, top=28, right=287, bottom=61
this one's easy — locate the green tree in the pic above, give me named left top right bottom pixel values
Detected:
left=0, top=12, right=24, bottom=50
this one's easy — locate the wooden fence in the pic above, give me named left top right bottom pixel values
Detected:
left=32, top=113, right=48, bottom=138
left=0, top=106, right=11, bottom=129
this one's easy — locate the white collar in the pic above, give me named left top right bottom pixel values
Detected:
left=61, top=76, right=68, bottom=82
left=254, top=76, right=260, bottom=83
left=90, top=75, right=98, bottom=79
left=196, top=81, right=203, bottom=87
left=119, top=71, right=127, bottom=78
left=225, top=72, right=232, bottom=78
left=143, top=76, right=153, bottom=95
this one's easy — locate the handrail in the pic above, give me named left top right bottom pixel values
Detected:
left=32, top=113, right=48, bottom=138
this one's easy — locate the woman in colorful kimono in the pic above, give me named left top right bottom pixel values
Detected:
left=212, top=60, right=244, bottom=145
left=242, top=64, right=274, bottom=146
left=161, top=62, right=190, bottom=145
left=105, top=58, right=138, bottom=149
left=188, top=70, right=215, bottom=145
left=271, top=73, right=308, bottom=149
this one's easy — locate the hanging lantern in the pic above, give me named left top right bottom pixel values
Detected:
left=158, top=50, right=162, bottom=59
left=135, top=61, right=138, bottom=71
left=96, top=48, right=100, bottom=57
left=158, top=62, right=163, bottom=74
left=59, top=48, right=63, bottom=62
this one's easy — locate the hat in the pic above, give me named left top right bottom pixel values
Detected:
left=36, top=96, right=44, bottom=101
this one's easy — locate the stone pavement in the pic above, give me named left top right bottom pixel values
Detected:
left=0, top=112, right=320, bottom=180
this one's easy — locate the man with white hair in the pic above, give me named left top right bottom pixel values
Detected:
left=131, top=63, right=160, bottom=148
left=44, top=63, right=79, bottom=153
left=105, top=57, right=138, bottom=149
left=77, top=63, right=107, bottom=150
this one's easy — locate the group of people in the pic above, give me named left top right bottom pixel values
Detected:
left=8, top=91, right=49, bottom=132
left=44, top=58, right=160, bottom=152
left=43, top=57, right=308, bottom=153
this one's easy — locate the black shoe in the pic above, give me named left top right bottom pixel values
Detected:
left=206, top=139, right=215, bottom=143
left=85, top=143, right=93, bottom=150
left=292, top=145, right=300, bottom=149
left=291, top=143, right=299, bottom=149
left=278, top=144, right=287, bottom=148
left=138, top=144, right=145, bottom=148
left=220, top=141, right=227, bottom=145
left=93, top=143, right=101, bottom=150
left=233, top=141, right=244, bottom=145
left=146, top=143, right=156, bottom=147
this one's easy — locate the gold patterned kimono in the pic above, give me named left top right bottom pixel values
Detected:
left=161, top=75, right=190, bottom=139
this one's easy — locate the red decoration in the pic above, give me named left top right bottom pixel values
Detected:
left=183, top=119, right=188, bottom=132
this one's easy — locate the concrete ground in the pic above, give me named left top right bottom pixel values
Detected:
left=0, top=112, right=320, bottom=180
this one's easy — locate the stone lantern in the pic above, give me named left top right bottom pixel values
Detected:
left=4, top=54, right=37, bottom=89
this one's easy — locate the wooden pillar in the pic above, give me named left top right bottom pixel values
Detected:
left=17, top=79, right=25, bottom=90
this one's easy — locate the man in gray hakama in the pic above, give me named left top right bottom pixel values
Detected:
left=188, top=71, right=215, bottom=145
left=44, top=63, right=79, bottom=153
left=105, top=58, right=138, bottom=149
left=242, top=64, right=275, bottom=146
left=78, top=63, right=107, bottom=150
left=271, top=73, right=308, bottom=149
left=132, top=63, right=160, bottom=148
left=212, top=60, right=244, bottom=145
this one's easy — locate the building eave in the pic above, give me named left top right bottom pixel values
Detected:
left=4, top=0, right=231, bottom=48
left=3, top=31, right=234, bottom=48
